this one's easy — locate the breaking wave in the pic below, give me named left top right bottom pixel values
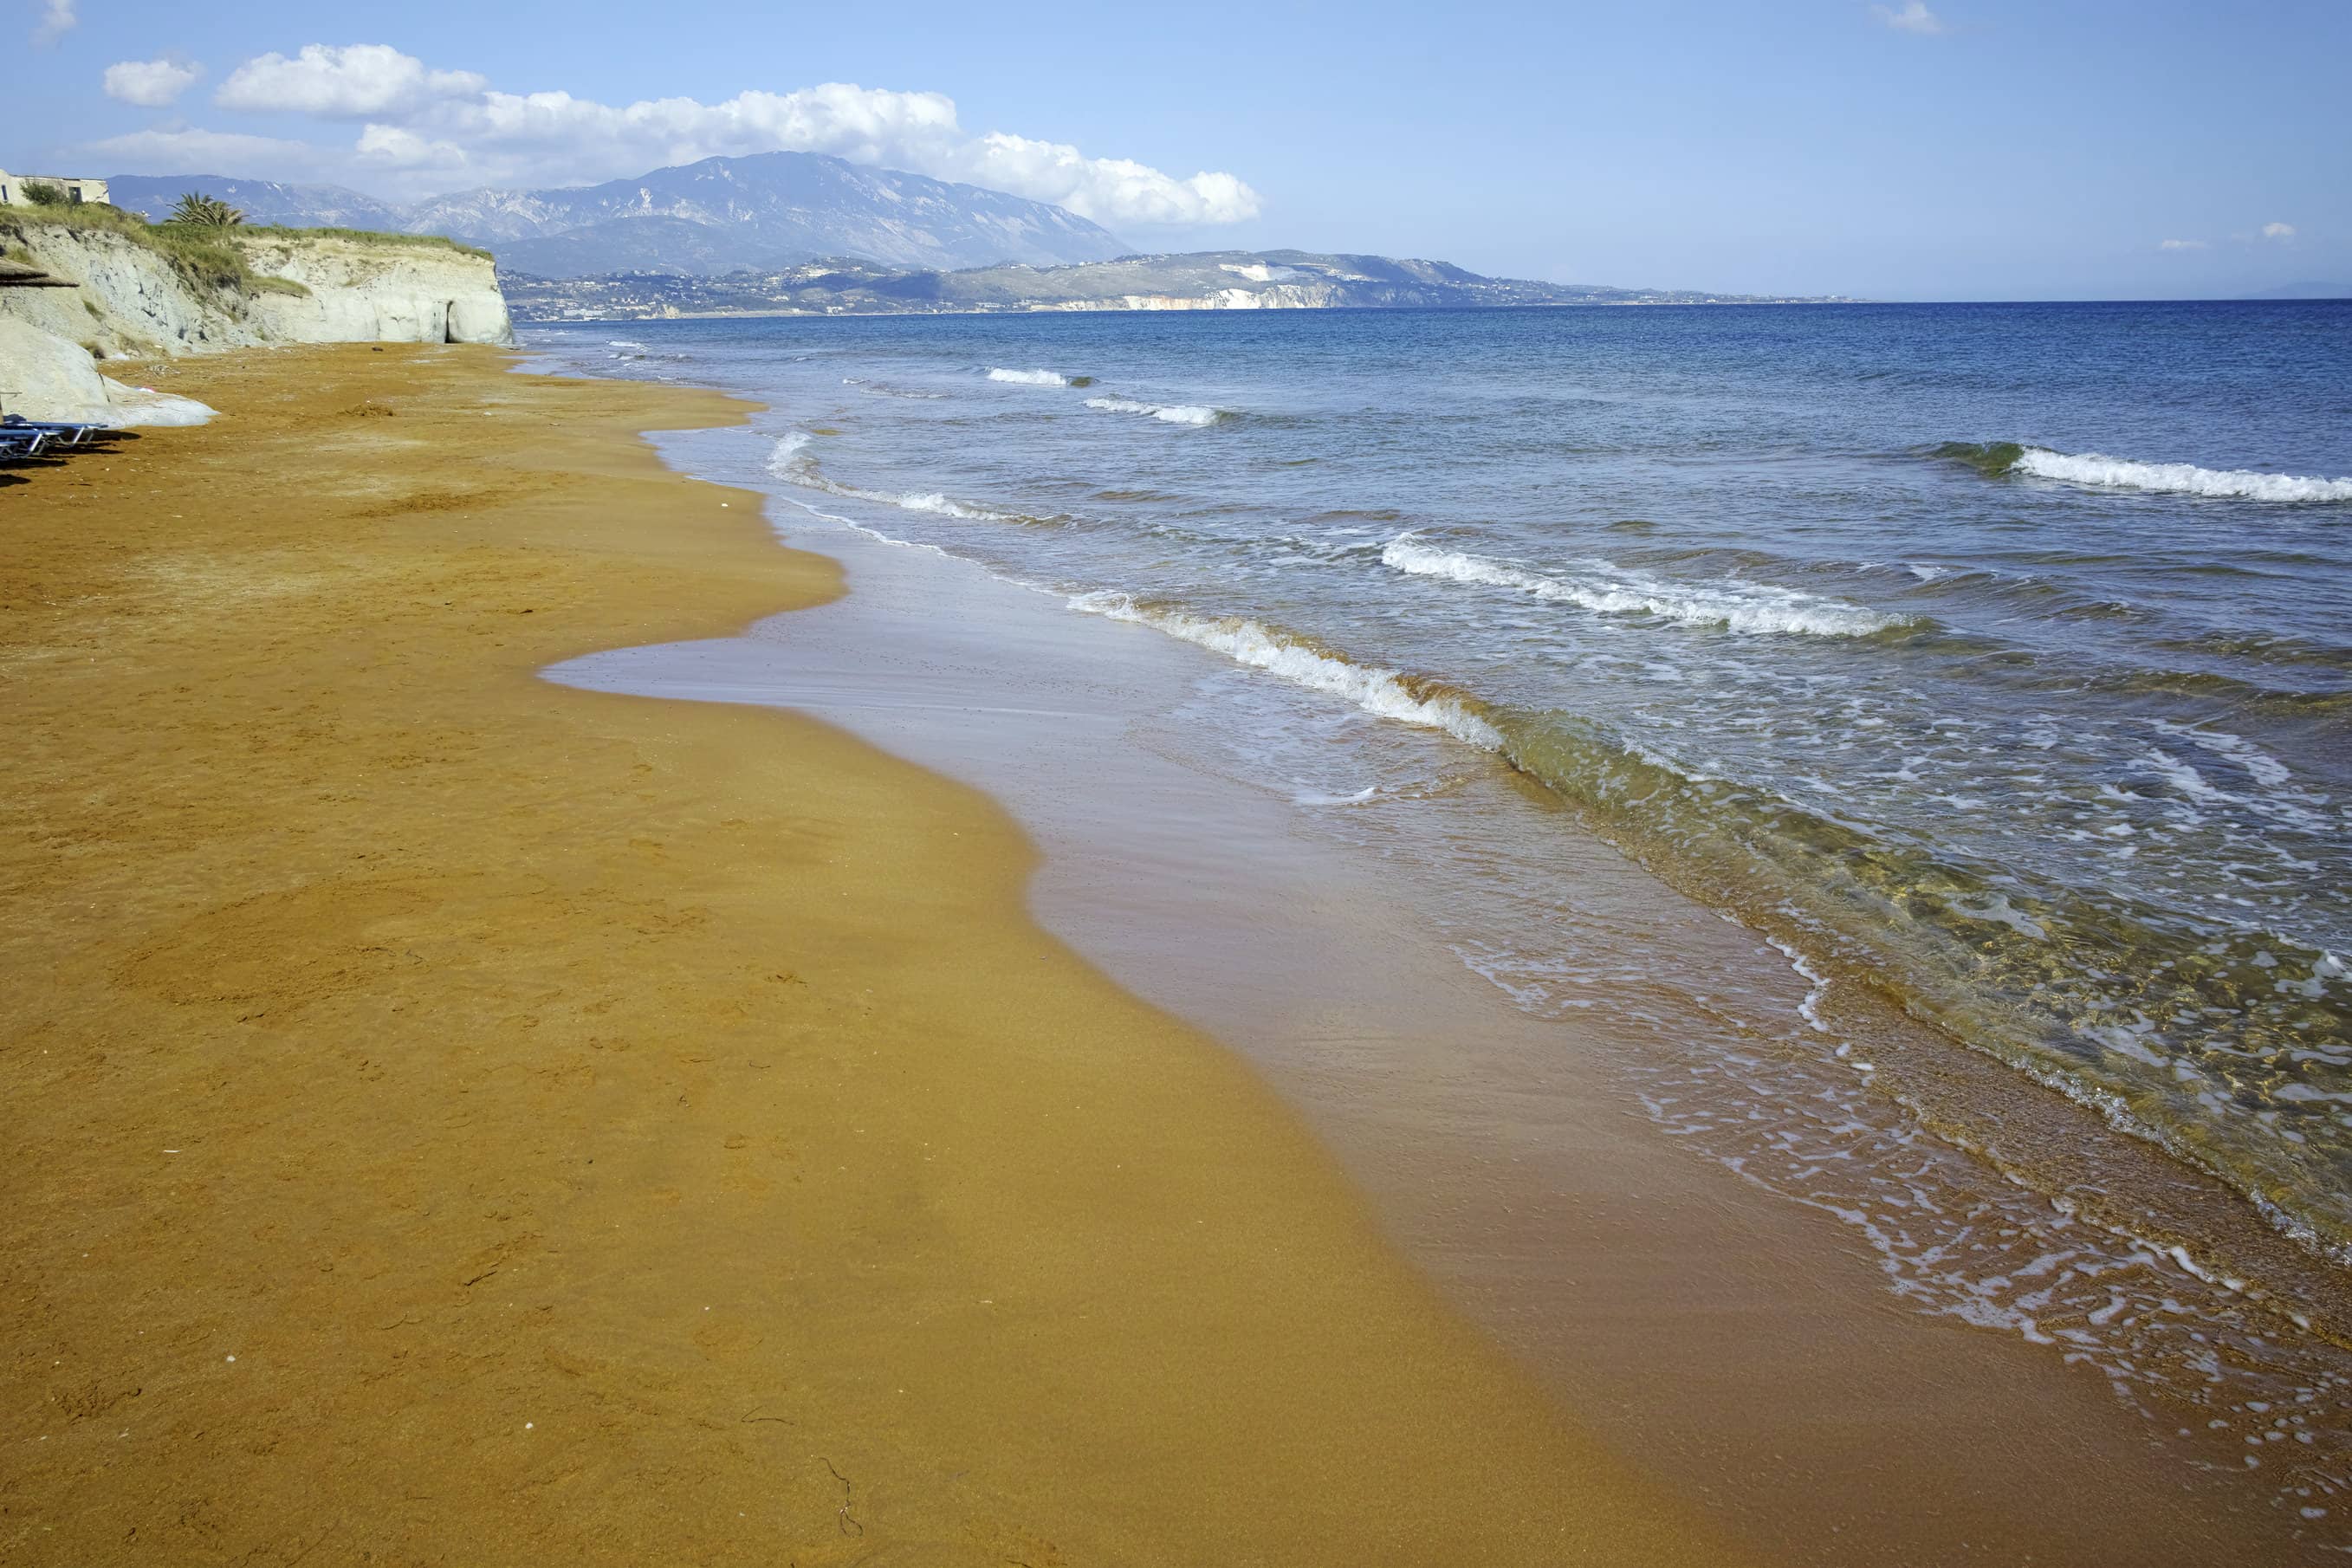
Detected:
left=884, top=492, right=1008, bottom=521
left=1381, top=536, right=1908, bottom=637
left=1937, top=441, right=2352, bottom=502
left=765, top=431, right=1016, bottom=522
left=988, top=367, right=1074, bottom=386
left=1066, top=593, right=1504, bottom=748
left=2018, top=447, right=2352, bottom=502
left=1085, top=395, right=1224, bottom=426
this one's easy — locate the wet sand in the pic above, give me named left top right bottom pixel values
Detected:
left=0, top=346, right=1727, bottom=1564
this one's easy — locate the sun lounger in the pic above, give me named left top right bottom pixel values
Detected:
left=1, top=413, right=109, bottom=444
left=0, top=427, right=50, bottom=460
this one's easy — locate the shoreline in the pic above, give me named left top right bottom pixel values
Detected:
left=552, top=398, right=2347, bottom=1565
left=0, top=343, right=1726, bottom=1564
left=534, top=328, right=2352, bottom=1560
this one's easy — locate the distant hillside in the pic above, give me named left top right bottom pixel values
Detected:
left=506, top=249, right=1850, bottom=321
left=108, top=153, right=1128, bottom=276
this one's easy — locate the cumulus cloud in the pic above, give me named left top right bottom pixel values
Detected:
left=168, top=43, right=1256, bottom=226
left=105, top=57, right=204, bottom=108
left=31, top=0, right=75, bottom=45
left=2261, top=221, right=2297, bottom=241
left=2158, top=238, right=2207, bottom=251
left=217, top=43, right=487, bottom=117
left=1873, top=2, right=1947, bottom=35
left=383, top=81, right=965, bottom=184
left=354, top=124, right=470, bottom=172
left=957, top=133, right=1260, bottom=225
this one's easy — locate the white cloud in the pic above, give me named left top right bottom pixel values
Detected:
left=2158, top=238, right=2207, bottom=251
left=32, top=0, right=75, bottom=45
left=1874, top=2, right=1947, bottom=35
left=77, top=126, right=332, bottom=180
left=105, top=58, right=204, bottom=108
left=174, top=43, right=1257, bottom=227
left=957, top=133, right=1260, bottom=225
left=411, top=81, right=965, bottom=183
left=354, top=124, right=470, bottom=172
left=217, top=43, right=487, bottom=118
left=2261, top=222, right=2297, bottom=241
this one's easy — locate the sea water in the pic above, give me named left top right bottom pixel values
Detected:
left=534, top=301, right=2352, bottom=1512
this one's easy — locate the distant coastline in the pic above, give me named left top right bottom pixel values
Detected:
left=502, top=249, right=1859, bottom=322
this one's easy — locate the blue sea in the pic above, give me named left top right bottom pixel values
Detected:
left=532, top=301, right=2352, bottom=1494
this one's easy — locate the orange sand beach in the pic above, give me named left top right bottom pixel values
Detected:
left=0, top=345, right=1731, bottom=1565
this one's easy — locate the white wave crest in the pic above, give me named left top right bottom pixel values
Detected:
left=891, top=491, right=1008, bottom=521
left=1084, top=395, right=1222, bottom=426
left=2014, top=447, right=2352, bottom=502
left=1067, top=592, right=1504, bottom=749
left=988, top=367, right=1071, bottom=386
left=1380, top=537, right=1905, bottom=637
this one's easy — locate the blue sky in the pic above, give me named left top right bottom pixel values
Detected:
left=8, top=0, right=2346, bottom=300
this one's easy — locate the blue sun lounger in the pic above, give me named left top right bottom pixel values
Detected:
left=0, top=426, right=49, bottom=460
left=1, top=413, right=108, bottom=445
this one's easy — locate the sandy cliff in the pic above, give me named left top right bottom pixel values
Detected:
left=0, top=224, right=512, bottom=359
left=0, top=220, right=513, bottom=422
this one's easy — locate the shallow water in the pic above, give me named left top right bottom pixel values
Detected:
left=533, top=303, right=2352, bottom=1536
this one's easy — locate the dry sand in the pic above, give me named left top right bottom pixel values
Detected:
left=0, top=346, right=1737, bottom=1565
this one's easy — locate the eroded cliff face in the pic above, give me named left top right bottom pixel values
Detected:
left=239, top=236, right=514, bottom=348
left=0, top=225, right=513, bottom=359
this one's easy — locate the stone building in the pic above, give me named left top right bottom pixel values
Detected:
left=0, top=172, right=113, bottom=208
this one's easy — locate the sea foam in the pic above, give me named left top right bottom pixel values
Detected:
left=2013, top=447, right=2352, bottom=502
left=1380, top=536, right=1905, bottom=637
left=1068, top=592, right=1504, bottom=749
left=988, top=367, right=1072, bottom=386
left=767, top=430, right=816, bottom=476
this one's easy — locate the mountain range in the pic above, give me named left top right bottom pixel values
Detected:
left=107, top=156, right=1851, bottom=314
left=105, top=152, right=1129, bottom=276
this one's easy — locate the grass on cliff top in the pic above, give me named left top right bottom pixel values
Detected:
left=237, top=225, right=494, bottom=262
left=0, top=204, right=493, bottom=300
left=0, top=202, right=302, bottom=296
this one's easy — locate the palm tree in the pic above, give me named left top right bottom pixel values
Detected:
left=167, top=193, right=247, bottom=229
